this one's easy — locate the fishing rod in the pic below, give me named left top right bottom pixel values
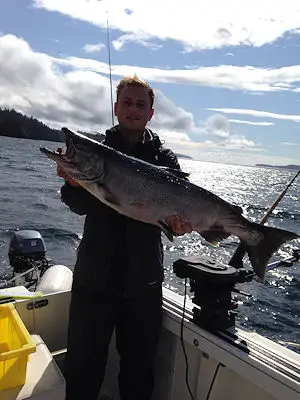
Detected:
left=265, top=248, right=300, bottom=272
left=106, top=10, right=114, bottom=126
left=229, top=169, right=300, bottom=269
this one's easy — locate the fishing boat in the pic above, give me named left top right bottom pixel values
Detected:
left=0, top=228, right=300, bottom=400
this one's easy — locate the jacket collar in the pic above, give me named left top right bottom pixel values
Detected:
left=104, top=125, right=162, bottom=152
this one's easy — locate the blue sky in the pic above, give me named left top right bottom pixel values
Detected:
left=0, top=0, right=300, bottom=165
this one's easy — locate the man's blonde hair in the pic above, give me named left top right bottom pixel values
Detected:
left=116, top=74, right=154, bottom=107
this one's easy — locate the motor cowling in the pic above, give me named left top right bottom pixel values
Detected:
left=8, top=230, right=47, bottom=273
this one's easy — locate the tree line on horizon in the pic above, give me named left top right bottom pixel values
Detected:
left=0, top=108, right=108, bottom=144
left=0, top=107, right=65, bottom=142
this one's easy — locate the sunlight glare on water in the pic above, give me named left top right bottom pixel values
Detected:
left=0, top=136, right=300, bottom=353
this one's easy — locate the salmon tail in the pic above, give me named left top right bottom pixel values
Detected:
left=244, top=224, right=299, bottom=281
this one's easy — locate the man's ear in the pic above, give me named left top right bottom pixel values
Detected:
left=148, top=108, right=154, bottom=121
left=114, top=102, right=118, bottom=116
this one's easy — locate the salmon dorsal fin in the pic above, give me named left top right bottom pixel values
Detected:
left=160, top=167, right=190, bottom=179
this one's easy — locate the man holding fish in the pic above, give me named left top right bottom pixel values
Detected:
left=41, top=75, right=299, bottom=400
left=57, top=76, right=192, bottom=400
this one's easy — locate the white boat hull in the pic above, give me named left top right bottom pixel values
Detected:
left=9, top=283, right=300, bottom=400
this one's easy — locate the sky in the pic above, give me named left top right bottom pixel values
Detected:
left=0, top=0, right=300, bottom=166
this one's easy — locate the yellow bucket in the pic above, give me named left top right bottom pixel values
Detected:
left=0, top=303, right=36, bottom=391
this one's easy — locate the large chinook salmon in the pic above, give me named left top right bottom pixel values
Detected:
left=40, top=127, right=299, bottom=280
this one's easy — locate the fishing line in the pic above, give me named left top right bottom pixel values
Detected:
left=181, top=278, right=197, bottom=400
left=181, top=280, right=224, bottom=400
left=205, top=362, right=223, bottom=400
left=106, top=10, right=114, bottom=126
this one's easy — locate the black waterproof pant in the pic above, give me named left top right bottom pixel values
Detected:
left=64, top=282, right=163, bottom=400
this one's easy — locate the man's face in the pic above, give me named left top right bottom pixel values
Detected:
left=114, top=85, right=154, bottom=132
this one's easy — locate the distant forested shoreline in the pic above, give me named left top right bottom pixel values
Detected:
left=0, top=108, right=103, bottom=143
left=256, top=163, right=300, bottom=171
left=0, top=108, right=65, bottom=142
left=0, top=108, right=193, bottom=159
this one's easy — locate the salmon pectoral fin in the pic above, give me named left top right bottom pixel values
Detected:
left=158, top=220, right=175, bottom=242
left=103, top=188, right=121, bottom=206
left=197, top=225, right=231, bottom=245
left=160, top=167, right=190, bottom=179
left=231, top=204, right=243, bottom=214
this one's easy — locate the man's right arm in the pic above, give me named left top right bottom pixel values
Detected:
left=57, top=165, right=100, bottom=216
left=60, top=182, right=100, bottom=216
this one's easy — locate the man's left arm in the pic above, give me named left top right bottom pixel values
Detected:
left=158, top=147, right=192, bottom=235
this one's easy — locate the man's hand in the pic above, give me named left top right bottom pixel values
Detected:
left=57, top=165, right=80, bottom=187
left=56, top=147, right=80, bottom=187
left=165, top=215, right=192, bottom=236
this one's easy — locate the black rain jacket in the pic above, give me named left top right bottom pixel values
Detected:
left=60, top=125, right=182, bottom=297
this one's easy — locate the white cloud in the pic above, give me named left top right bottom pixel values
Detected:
left=198, top=114, right=256, bottom=148
left=229, top=119, right=274, bottom=126
left=280, top=142, right=300, bottom=146
left=226, top=136, right=256, bottom=147
left=207, top=108, right=300, bottom=122
left=112, top=33, right=162, bottom=51
left=149, top=91, right=194, bottom=131
left=158, top=130, right=191, bottom=144
left=205, top=114, right=229, bottom=138
left=83, top=42, right=105, bottom=53
left=188, top=150, right=290, bottom=166
left=53, top=55, right=300, bottom=93
left=0, top=34, right=193, bottom=134
left=154, top=130, right=256, bottom=163
left=168, top=140, right=295, bottom=167
left=0, top=33, right=297, bottom=166
left=33, top=0, right=300, bottom=51
left=0, top=35, right=113, bottom=131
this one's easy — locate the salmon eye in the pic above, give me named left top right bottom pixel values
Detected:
left=74, top=142, right=85, bottom=151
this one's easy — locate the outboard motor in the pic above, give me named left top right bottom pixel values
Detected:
left=8, top=230, right=50, bottom=287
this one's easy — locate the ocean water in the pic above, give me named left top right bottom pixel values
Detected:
left=1, top=135, right=300, bottom=352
